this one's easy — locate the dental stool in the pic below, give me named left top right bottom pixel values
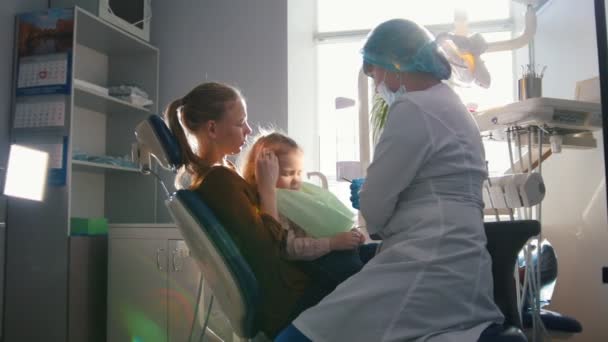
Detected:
left=478, top=220, right=541, bottom=342
left=134, top=115, right=262, bottom=341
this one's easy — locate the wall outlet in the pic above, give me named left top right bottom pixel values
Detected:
left=603, top=267, right=608, bottom=284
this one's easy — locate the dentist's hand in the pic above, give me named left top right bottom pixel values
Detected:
left=349, top=178, right=365, bottom=209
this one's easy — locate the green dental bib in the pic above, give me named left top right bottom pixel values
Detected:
left=276, top=182, right=355, bottom=238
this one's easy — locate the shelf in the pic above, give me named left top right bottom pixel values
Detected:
left=72, top=160, right=140, bottom=173
left=74, top=81, right=151, bottom=116
left=75, top=7, right=158, bottom=55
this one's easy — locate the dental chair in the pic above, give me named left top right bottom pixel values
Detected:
left=483, top=173, right=582, bottom=341
left=134, top=114, right=541, bottom=342
left=479, top=220, right=540, bottom=342
left=134, top=115, right=262, bottom=341
left=478, top=173, right=549, bottom=342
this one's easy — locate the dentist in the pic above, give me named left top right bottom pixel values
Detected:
left=276, top=18, right=504, bottom=342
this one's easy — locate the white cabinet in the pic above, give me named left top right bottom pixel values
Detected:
left=107, top=226, right=233, bottom=342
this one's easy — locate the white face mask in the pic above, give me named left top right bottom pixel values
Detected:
left=376, top=75, right=406, bottom=106
left=377, top=82, right=405, bottom=106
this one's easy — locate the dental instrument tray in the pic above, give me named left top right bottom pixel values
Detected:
left=473, top=97, right=602, bottom=134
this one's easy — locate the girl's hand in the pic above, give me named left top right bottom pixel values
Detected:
left=255, top=149, right=280, bottom=219
left=351, top=228, right=366, bottom=243
left=330, top=231, right=363, bottom=251
left=255, top=149, right=279, bottom=194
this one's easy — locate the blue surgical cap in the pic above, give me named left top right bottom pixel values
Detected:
left=362, top=19, right=451, bottom=80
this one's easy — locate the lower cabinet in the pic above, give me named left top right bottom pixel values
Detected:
left=107, top=225, right=232, bottom=342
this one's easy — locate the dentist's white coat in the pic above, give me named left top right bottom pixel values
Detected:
left=294, top=83, right=504, bottom=341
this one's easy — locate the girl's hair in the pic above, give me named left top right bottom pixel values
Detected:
left=164, top=82, right=242, bottom=188
left=241, top=131, right=301, bottom=186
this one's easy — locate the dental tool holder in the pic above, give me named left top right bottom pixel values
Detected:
left=475, top=97, right=602, bottom=153
left=475, top=97, right=602, bottom=134
left=483, top=173, right=546, bottom=213
left=518, top=64, right=546, bottom=101
left=510, top=129, right=597, bottom=152
left=518, top=75, right=542, bottom=100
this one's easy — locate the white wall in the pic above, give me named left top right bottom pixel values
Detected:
left=150, top=0, right=287, bottom=222
left=151, top=0, right=288, bottom=132
left=516, top=0, right=608, bottom=340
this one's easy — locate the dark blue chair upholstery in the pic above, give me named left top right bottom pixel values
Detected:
left=172, top=190, right=261, bottom=338
left=478, top=220, right=541, bottom=342
left=522, top=309, right=583, bottom=334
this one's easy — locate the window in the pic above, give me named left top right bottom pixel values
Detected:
left=314, top=1, right=517, bottom=204
left=317, top=0, right=511, bottom=32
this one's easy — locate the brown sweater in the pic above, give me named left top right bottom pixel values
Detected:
left=193, top=166, right=311, bottom=338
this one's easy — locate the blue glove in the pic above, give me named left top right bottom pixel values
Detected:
left=349, top=178, right=365, bottom=209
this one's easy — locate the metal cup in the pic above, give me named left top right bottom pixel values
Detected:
left=518, top=76, right=542, bottom=101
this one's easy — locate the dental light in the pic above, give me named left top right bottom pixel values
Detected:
left=2, top=144, right=49, bottom=201
left=437, top=31, right=492, bottom=88
left=437, top=0, right=542, bottom=88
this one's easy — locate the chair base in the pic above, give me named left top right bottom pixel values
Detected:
left=524, top=329, right=576, bottom=341
left=478, top=324, right=528, bottom=342
left=522, top=309, right=583, bottom=335
left=234, top=332, right=271, bottom=342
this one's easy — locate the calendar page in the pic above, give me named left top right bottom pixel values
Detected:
left=16, top=53, right=71, bottom=95
left=14, top=97, right=66, bottom=129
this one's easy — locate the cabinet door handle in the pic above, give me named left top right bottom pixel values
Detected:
left=156, top=248, right=165, bottom=271
left=171, top=249, right=182, bottom=272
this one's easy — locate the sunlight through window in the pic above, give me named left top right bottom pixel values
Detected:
left=318, top=0, right=511, bottom=32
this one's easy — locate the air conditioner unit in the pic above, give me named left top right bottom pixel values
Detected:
left=51, top=0, right=151, bottom=42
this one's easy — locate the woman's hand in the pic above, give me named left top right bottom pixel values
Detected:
left=330, top=230, right=363, bottom=251
left=256, top=149, right=279, bottom=219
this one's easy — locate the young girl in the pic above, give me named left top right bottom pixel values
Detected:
left=241, top=132, right=377, bottom=286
